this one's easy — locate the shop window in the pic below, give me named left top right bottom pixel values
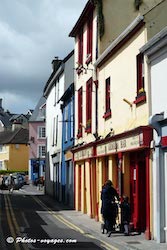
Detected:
left=85, top=78, right=92, bottom=133
left=103, top=77, right=111, bottom=119
left=77, top=87, right=83, bottom=138
left=134, top=53, right=146, bottom=105
left=86, top=12, right=93, bottom=65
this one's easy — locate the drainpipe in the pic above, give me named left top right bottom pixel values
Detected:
left=149, top=113, right=165, bottom=243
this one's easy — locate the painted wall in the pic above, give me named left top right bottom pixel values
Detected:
left=99, top=0, right=139, bottom=54
left=9, top=144, right=29, bottom=171
left=98, top=27, right=148, bottom=137
left=74, top=12, right=97, bottom=146
left=29, top=122, right=46, bottom=159
left=45, top=72, right=63, bottom=196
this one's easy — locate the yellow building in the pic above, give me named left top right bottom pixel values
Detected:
left=0, top=128, right=29, bottom=172
left=70, top=0, right=166, bottom=240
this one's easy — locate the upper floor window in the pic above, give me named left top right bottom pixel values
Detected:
left=38, top=145, right=46, bottom=158
left=78, top=29, right=83, bottom=65
left=77, top=87, right=83, bottom=138
left=0, top=145, right=3, bottom=152
left=85, top=78, right=92, bottom=133
left=64, top=105, right=68, bottom=142
left=86, top=12, right=93, bottom=65
left=103, top=77, right=111, bottom=119
left=52, top=116, right=58, bottom=146
left=134, top=53, right=146, bottom=105
left=70, top=98, right=74, bottom=139
left=38, top=126, right=46, bottom=139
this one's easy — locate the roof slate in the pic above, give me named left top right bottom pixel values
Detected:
left=0, top=128, right=29, bottom=144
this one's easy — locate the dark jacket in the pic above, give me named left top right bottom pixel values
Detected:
left=101, top=184, right=119, bottom=217
left=121, top=200, right=130, bottom=223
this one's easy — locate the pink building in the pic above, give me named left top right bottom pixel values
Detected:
left=29, top=96, right=46, bottom=183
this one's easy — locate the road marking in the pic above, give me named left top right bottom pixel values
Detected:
left=100, top=240, right=119, bottom=250
left=4, top=195, right=21, bottom=250
left=5, top=195, right=29, bottom=250
left=32, top=196, right=119, bottom=250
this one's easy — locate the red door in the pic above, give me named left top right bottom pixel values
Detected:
left=130, top=152, right=146, bottom=232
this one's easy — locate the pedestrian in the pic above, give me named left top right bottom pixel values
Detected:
left=0, top=175, right=3, bottom=189
left=8, top=173, right=15, bottom=193
left=121, top=195, right=131, bottom=236
left=101, top=180, right=119, bottom=237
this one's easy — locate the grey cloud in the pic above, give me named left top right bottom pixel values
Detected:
left=0, top=0, right=87, bottom=113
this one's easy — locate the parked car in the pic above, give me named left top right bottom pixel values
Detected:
left=0, top=175, right=8, bottom=189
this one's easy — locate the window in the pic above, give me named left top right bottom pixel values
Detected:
left=38, top=145, right=46, bottom=158
left=64, top=105, right=68, bottom=142
left=78, top=29, right=83, bottom=65
left=134, top=53, right=146, bottom=104
left=77, top=87, right=83, bottom=138
left=38, top=126, right=46, bottom=139
left=103, top=77, right=111, bottom=119
left=53, top=116, right=58, bottom=146
left=85, top=78, right=92, bottom=133
left=70, top=98, right=74, bottom=139
left=0, top=145, right=3, bottom=152
left=86, top=12, right=93, bottom=65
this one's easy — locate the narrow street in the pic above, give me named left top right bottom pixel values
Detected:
left=0, top=185, right=114, bottom=250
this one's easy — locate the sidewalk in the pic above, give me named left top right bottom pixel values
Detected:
left=54, top=204, right=167, bottom=250
left=20, top=185, right=167, bottom=250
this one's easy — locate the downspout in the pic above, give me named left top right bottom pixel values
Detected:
left=149, top=113, right=165, bottom=242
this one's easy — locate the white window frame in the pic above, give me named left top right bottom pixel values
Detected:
left=38, top=145, right=46, bottom=158
left=38, top=126, right=46, bottom=139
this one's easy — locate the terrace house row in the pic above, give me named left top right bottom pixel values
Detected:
left=43, top=0, right=167, bottom=243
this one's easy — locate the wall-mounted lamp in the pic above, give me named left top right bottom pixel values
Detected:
left=123, top=98, right=132, bottom=107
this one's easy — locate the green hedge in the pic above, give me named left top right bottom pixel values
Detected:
left=0, top=170, right=28, bottom=175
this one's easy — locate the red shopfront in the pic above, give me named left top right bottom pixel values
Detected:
left=96, top=126, right=153, bottom=239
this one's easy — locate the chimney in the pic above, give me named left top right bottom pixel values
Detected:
left=51, top=57, right=62, bottom=72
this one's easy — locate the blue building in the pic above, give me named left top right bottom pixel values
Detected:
left=60, top=51, right=75, bottom=208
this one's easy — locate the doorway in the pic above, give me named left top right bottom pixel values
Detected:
left=130, top=151, right=146, bottom=232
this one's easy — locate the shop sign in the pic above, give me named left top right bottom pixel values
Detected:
left=97, top=134, right=140, bottom=156
left=74, top=147, right=93, bottom=161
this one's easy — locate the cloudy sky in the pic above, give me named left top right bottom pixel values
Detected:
left=0, top=0, right=87, bottom=114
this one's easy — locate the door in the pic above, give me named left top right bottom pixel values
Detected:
left=130, top=152, right=146, bottom=232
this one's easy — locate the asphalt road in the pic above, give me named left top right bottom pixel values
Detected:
left=0, top=187, right=108, bottom=250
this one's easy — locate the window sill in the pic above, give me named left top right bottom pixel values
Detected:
left=134, top=92, right=146, bottom=105
left=103, top=110, right=112, bottom=120
left=85, top=127, right=91, bottom=134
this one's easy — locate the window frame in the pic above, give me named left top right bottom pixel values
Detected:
left=134, top=53, right=146, bottom=105
left=85, top=78, right=92, bottom=133
left=78, top=29, right=83, bottom=66
left=77, top=87, right=83, bottom=138
left=86, top=12, right=93, bottom=65
left=103, top=77, right=112, bottom=119
left=38, top=126, right=46, bottom=139
left=38, top=145, right=46, bottom=158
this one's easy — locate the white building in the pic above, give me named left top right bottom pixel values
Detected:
left=43, top=58, right=64, bottom=198
left=141, top=27, right=167, bottom=243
